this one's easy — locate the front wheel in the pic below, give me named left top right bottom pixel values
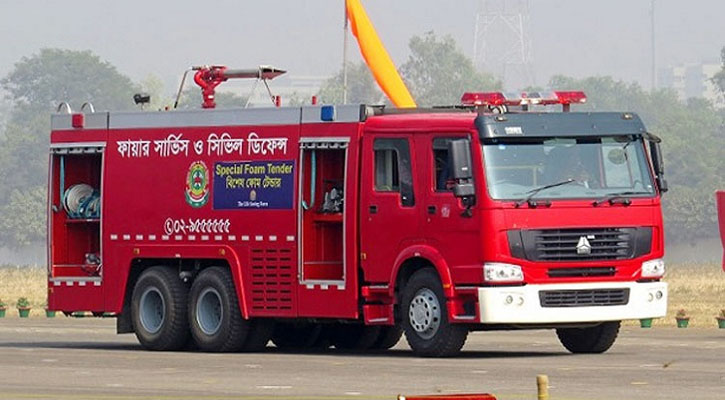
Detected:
left=401, top=269, right=468, bottom=357
left=556, top=321, right=621, bottom=354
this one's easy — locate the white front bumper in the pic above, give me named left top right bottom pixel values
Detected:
left=478, top=281, right=667, bottom=324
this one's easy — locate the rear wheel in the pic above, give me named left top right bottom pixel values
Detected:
left=330, top=324, right=381, bottom=350
left=189, top=267, right=249, bottom=352
left=401, top=269, right=468, bottom=357
left=131, top=266, right=189, bottom=351
left=556, top=321, right=621, bottom=354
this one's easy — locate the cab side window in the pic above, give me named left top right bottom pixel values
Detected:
left=433, top=137, right=463, bottom=192
left=374, top=138, right=415, bottom=207
left=375, top=148, right=399, bottom=191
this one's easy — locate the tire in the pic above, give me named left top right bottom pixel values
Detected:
left=271, top=322, right=323, bottom=350
left=401, top=269, right=468, bottom=357
left=242, top=319, right=275, bottom=351
left=371, top=325, right=403, bottom=350
left=188, top=267, right=249, bottom=352
left=556, top=321, right=621, bottom=354
left=330, top=324, right=381, bottom=350
left=131, top=266, right=190, bottom=351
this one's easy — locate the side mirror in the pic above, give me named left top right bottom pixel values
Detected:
left=448, top=139, right=476, bottom=216
left=649, top=140, right=668, bottom=194
left=449, top=139, right=473, bottom=180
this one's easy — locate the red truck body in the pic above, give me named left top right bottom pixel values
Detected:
left=48, top=97, right=668, bottom=356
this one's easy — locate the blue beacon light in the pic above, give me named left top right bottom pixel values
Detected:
left=320, top=105, right=336, bottom=121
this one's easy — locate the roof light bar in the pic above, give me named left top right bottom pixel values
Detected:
left=532, top=91, right=587, bottom=105
left=460, top=92, right=522, bottom=106
left=461, top=90, right=587, bottom=108
left=461, top=92, right=504, bottom=106
left=553, top=91, right=587, bottom=104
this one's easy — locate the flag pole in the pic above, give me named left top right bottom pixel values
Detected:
left=342, top=1, right=349, bottom=104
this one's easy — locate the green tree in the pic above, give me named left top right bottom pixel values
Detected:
left=711, top=46, right=725, bottom=95
left=1, top=48, right=138, bottom=115
left=0, top=98, right=11, bottom=134
left=400, top=31, right=501, bottom=106
left=0, top=48, right=139, bottom=248
left=175, top=88, right=248, bottom=109
left=0, top=116, right=49, bottom=195
left=0, top=187, right=46, bottom=247
left=317, top=62, right=382, bottom=104
left=138, top=74, right=174, bottom=110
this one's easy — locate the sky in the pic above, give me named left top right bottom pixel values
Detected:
left=1, top=0, right=724, bottom=94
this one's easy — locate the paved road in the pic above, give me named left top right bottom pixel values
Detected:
left=0, top=318, right=722, bottom=400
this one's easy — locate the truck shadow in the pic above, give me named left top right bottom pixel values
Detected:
left=0, top=341, right=142, bottom=351
left=264, top=348, right=567, bottom=359
left=0, top=341, right=566, bottom=358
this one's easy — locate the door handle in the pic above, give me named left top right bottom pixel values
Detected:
left=427, top=205, right=436, bottom=215
left=369, top=205, right=378, bottom=214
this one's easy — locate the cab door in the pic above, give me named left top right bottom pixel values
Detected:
left=359, top=135, right=420, bottom=283
left=417, top=133, right=481, bottom=282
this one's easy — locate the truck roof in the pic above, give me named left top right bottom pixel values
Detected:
left=476, top=111, right=647, bottom=139
left=50, top=104, right=646, bottom=139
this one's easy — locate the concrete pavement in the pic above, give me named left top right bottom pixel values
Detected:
left=0, top=318, right=722, bottom=400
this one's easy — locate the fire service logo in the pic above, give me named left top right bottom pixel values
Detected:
left=185, top=161, right=210, bottom=208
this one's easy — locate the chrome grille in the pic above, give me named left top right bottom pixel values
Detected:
left=526, top=228, right=635, bottom=261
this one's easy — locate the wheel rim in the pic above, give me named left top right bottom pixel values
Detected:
left=139, top=287, right=165, bottom=334
left=196, top=287, right=223, bottom=336
left=408, top=288, right=441, bottom=340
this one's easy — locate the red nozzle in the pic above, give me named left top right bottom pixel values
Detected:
left=193, top=66, right=228, bottom=109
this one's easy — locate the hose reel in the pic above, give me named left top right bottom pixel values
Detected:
left=63, top=184, right=100, bottom=219
left=58, top=155, right=100, bottom=219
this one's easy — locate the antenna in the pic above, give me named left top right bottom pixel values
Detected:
left=473, top=0, right=535, bottom=90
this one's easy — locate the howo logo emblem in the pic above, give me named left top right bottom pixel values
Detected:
left=576, top=236, right=593, bottom=255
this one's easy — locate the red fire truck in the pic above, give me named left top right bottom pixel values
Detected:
left=47, top=66, right=668, bottom=356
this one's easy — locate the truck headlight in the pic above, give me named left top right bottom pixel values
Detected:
left=484, top=262, right=524, bottom=283
left=641, top=258, right=665, bottom=278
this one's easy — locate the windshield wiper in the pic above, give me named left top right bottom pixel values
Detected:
left=592, top=191, right=650, bottom=206
left=514, top=179, right=576, bottom=208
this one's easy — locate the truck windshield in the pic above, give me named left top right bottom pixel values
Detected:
left=482, top=136, right=656, bottom=201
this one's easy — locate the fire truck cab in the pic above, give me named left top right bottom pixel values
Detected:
left=48, top=80, right=668, bottom=357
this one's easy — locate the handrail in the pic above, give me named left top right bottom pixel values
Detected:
left=301, top=150, right=317, bottom=210
left=80, top=102, right=95, bottom=113
left=56, top=102, right=72, bottom=114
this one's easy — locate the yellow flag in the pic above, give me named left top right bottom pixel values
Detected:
left=346, top=0, right=417, bottom=108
